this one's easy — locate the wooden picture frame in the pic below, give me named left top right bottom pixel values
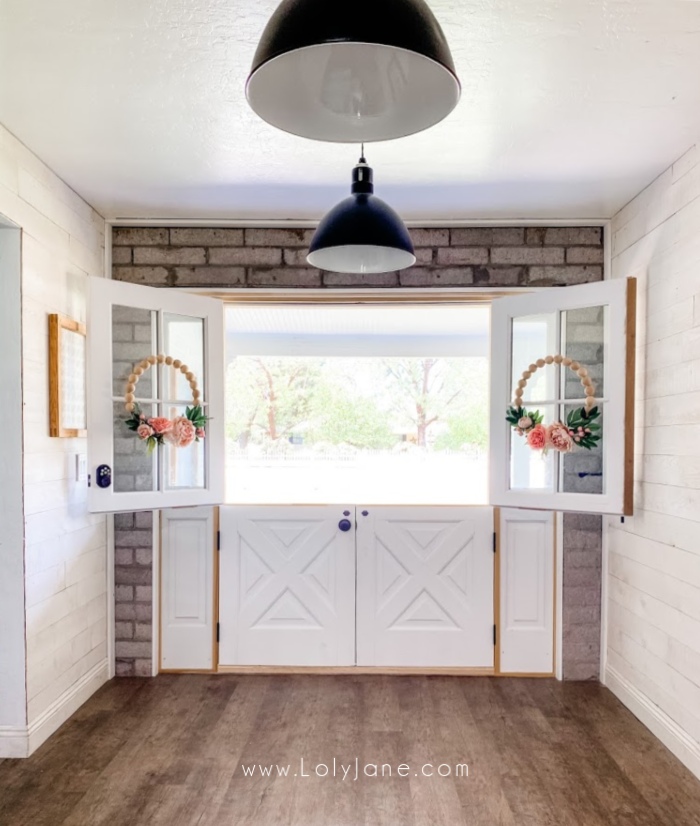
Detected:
left=49, top=314, right=87, bottom=437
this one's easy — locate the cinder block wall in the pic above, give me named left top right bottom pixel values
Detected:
left=112, top=225, right=604, bottom=679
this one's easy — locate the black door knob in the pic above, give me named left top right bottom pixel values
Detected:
left=338, top=519, right=352, bottom=532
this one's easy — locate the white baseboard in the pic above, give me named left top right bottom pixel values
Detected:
left=0, top=726, right=30, bottom=758
left=606, top=665, right=700, bottom=781
left=0, top=659, right=109, bottom=759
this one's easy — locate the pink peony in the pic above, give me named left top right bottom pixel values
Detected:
left=518, top=416, right=533, bottom=430
left=136, top=423, right=153, bottom=440
left=148, top=417, right=173, bottom=434
left=548, top=422, right=574, bottom=453
left=166, top=416, right=196, bottom=448
left=526, top=423, right=548, bottom=451
left=196, top=427, right=206, bottom=439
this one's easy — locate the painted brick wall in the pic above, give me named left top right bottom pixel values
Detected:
left=112, top=224, right=604, bottom=680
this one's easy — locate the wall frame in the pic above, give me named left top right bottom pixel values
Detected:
left=48, top=313, right=87, bottom=438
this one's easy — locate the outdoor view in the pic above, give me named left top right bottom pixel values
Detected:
left=225, top=354, right=489, bottom=504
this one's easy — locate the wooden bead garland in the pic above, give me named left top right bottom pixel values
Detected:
left=512, top=354, right=596, bottom=412
left=124, top=355, right=202, bottom=412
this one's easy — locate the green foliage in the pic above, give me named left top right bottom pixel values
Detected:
left=505, top=405, right=544, bottom=428
left=566, top=406, right=601, bottom=450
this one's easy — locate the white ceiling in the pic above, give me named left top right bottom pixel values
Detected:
left=1, top=0, right=700, bottom=221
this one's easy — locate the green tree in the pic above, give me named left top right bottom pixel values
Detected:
left=226, top=356, right=319, bottom=445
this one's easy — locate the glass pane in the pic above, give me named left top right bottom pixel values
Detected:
left=112, top=305, right=157, bottom=400
left=162, top=404, right=205, bottom=490
left=560, top=403, right=604, bottom=494
left=509, top=403, right=556, bottom=491
left=562, top=305, right=606, bottom=399
left=163, top=313, right=205, bottom=402
left=113, top=402, right=158, bottom=492
left=511, top=313, right=557, bottom=403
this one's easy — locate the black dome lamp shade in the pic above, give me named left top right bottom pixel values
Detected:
left=307, top=155, right=415, bottom=274
left=246, top=0, right=460, bottom=143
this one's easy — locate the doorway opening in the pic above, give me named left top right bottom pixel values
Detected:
left=224, top=303, right=490, bottom=505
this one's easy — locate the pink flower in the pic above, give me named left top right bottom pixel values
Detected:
left=165, top=416, right=196, bottom=448
left=148, top=417, right=173, bottom=435
left=136, top=423, right=153, bottom=440
left=548, top=422, right=574, bottom=453
left=526, top=424, right=548, bottom=451
left=517, top=416, right=533, bottom=430
left=196, top=427, right=206, bottom=439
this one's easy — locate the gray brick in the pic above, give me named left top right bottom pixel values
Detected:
left=116, top=660, right=135, bottom=677
left=248, top=268, right=322, bottom=287
left=563, top=624, right=601, bottom=644
left=545, top=227, right=602, bottom=246
left=563, top=567, right=601, bottom=588
left=437, top=247, right=489, bottom=266
left=210, top=247, right=282, bottom=266
left=115, top=641, right=151, bottom=659
left=323, top=272, right=399, bottom=287
left=172, top=266, right=246, bottom=287
left=564, top=586, right=598, bottom=607
left=400, top=267, right=474, bottom=287
left=113, top=266, right=169, bottom=285
left=283, top=248, right=312, bottom=267
left=112, top=246, right=132, bottom=264
left=115, top=585, right=134, bottom=602
left=134, top=659, right=153, bottom=677
left=410, top=228, right=449, bottom=247
left=525, top=227, right=546, bottom=246
left=566, top=550, right=601, bottom=569
left=112, top=323, right=133, bottom=343
left=564, top=606, right=600, bottom=625
left=115, top=548, right=134, bottom=566
left=565, top=528, right=602, bottom=551
left=133, top=247, right=206, bottom=266
left=413, top=247, right=434, bottom=265
left=134, top=512, right=153, bottom=529
left=114, top=513, right=134, bottom=530
left=492, top=246, right=565, bottom=265
left=449, top=228, right=492, bottom=245
left=134, top=603, right=151, bottom=621
left=563, top=662, right=599, bottom=681
left=567, top=246, right=605, bottom=264
left=136, top=548, right=152, bottom=566
left=113, top=228, right=169, bottom=246
left=527, top=265, right=603, bottom=285
left=473, top=266, right=523, bottom=286
left=135, top=586, right=152, bottom=602
left=245, top=228, right=315, bottom=247
left=115, top=529, right=152, bottom=548
left=115, top=603, right=136, bottom=621
left=565, top=642, right=600, bottom=661
left=170, top=228, right=243, bottom=247
left=115, top=566, right=152, bottom=586
left=134, top=622, right=152, bottom=641
left=115, top=621, right=134, bottom=640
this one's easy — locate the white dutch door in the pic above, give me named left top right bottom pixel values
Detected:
left=219, top=506, right=356, bottom=667
left=356, top=507, right=494, bottom=668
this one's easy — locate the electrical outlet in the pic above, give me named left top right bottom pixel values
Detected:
left=76, top=454, right=88, bottom=482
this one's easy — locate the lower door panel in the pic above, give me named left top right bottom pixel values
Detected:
left=356, top=507, right=494, bottom=668
left=218, top=506, right=356, bottom=666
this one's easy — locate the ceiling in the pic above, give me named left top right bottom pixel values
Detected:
left=1, top=0, right=699, bottom=221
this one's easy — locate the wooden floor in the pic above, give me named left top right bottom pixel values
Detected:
left=1, top=676, right=699, bottom=826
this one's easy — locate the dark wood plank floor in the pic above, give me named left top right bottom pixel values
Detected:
left=1, top=676, right=699, bottom=826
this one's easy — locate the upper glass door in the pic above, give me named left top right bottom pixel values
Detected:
left=490, top=278, right=636, bottom=515
left=87, top=277, right=224, bottom=512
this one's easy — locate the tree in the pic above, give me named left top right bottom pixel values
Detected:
left=380, top=358, right=465, bottom=447
left=226, top=356, right=320, bottom=445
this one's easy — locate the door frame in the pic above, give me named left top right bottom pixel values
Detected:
left=158, top=504, right=558, bottom=677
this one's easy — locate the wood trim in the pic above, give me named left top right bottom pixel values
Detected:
left=493, top=507, right=501, bottom=675
left=623, top=277, right=637, bottom=515
left=48, top=313, right=87, bottom=438
left=212, top=507, right=220, bottom=672
left=202, top=289, right=514, bottom=305
left=215, top=666, right=496, bottom=676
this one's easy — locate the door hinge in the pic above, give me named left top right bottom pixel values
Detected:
left=493, top=532, right=497, bottom=553
left=493, top=624, right=497, bottom=646
left=217, top=530, right=221, bottom=551
left=216, top=622, right=220, bottom=643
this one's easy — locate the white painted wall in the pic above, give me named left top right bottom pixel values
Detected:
left=0, top=123, right=107, bottom=757
left=608, top=140, right=700, bottom=780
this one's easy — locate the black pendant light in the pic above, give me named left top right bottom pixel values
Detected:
left=246, top=0, right=460, bottom=143
left=307, top=153, right=415, bottom=274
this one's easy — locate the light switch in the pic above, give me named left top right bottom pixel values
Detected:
left=76, top=454, right=88, bottom=482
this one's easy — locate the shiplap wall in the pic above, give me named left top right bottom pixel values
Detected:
left=0, top=123, right=107, bottom=756
left=608, top=140, right=700, bottom=779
